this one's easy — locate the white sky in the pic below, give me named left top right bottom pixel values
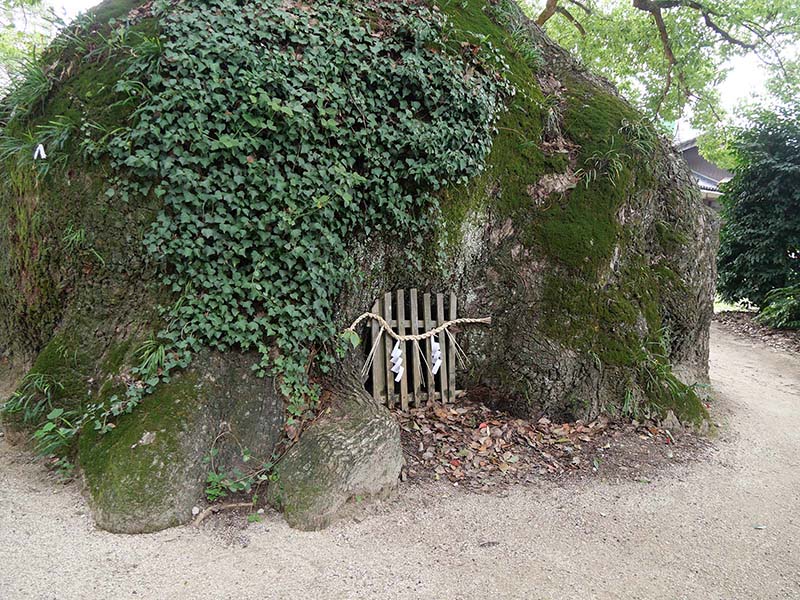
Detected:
left=52, top=0, right=769, bottom=137
left=50, top=0, right=94, bottom=19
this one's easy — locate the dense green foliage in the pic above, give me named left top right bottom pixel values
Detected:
left=1, top=0, right=45, bottom=70
left=106, top=0, right=509, bottom=416
left=0, top=0, right=511, bottom=468
left=718, top=107, right=800, bottom=308
left=755, top=284, right=800, bottom=330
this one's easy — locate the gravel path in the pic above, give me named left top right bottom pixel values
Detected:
left=2, top=323, right=799, bottom=600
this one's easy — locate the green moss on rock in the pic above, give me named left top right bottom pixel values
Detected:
left=79, top=374, right=199, bottom=533
left=435, top=1, right=712, bottom=426
left=88, top=0, right=146, bottom=24
left=436, top=0, right=553, bottom=250
left=74, top=349, right=286, bottom=533
left=0, top=32, right=157, bottom=358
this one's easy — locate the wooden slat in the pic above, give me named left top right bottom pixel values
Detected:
left=447, top=292, right=457, bottom=403
left=436, top=293, right=449, bottom=404
left=383, top=291, right=395, bottom=408
left=423, top=293, right=435, bottom=403
left=409, top=289, right=422, bottom=407
left=396, top=289, right=409, bottom=411
left=371, top=298, right=385, bottom=403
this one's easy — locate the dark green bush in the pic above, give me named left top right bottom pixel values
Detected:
left=756, top=285, right=800, bottom=330
left=717, top=107, right=800, bottom=307
left=107, top=0, right=510, bottom=416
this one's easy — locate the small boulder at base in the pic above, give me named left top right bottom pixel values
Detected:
left=268, top=364, right=403, bottom=531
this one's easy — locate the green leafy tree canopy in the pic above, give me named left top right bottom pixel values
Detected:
left=525, top=0, right=799, bottom=125
left=1, top=0, right=53, bottom=83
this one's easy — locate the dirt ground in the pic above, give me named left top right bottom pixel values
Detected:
left=1, top=322, right=799, bottom=600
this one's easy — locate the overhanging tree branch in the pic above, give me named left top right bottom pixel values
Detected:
left=565, top=0, right=592, bottom=16
left=632, top=0, right=689, bottom=111
left=536, top=0, right=559, bottom=26
left=533, top=0, right=792, bottom=115
left=740, top=20, right=790, bottom=78
left=556, top=6, right=587, bottom=36
left=536, top=0, right=589, bottom=35
left=637, top=0, right=755, bottom=48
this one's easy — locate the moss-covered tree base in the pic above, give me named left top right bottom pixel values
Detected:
left=0, top=0, right=717, bottom=533
left=429, top=1, right=716, bottom=426
left=79, top=351, right=285, bottom=534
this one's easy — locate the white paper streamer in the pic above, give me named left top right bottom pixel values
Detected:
left=431, top=337, right=442, bottom=375
left=390, top=340, right=404, bottom=382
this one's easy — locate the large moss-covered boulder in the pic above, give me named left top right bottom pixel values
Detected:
left=335, top=3, right=718, bottom=423
left=0, top=0, right=716, bottom=531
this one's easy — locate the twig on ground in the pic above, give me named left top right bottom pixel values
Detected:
left=192, top=502, right=254, bottom=527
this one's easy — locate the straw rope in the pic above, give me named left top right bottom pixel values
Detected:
left=349, top=311, right=491, bottom=380
left=346, top=312, right=491, bottom=341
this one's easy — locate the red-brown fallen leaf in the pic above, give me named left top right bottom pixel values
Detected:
left=284, top=423, right=298, bottom=440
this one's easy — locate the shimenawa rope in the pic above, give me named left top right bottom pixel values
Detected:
left=345, top=312, right=491, bottom=341
left=346, top=312, right=491, bottom=380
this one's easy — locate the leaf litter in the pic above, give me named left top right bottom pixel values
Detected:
left=395, top=399, right=710, bottom=489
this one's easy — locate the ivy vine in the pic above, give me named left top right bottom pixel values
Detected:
left=108, top=0, right=510, bottom=418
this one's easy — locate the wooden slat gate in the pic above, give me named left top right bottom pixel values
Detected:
left=368, top=289, right=458, bottom=410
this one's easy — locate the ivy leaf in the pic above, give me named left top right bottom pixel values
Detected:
left=341, top=329, right=361, bottom=349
